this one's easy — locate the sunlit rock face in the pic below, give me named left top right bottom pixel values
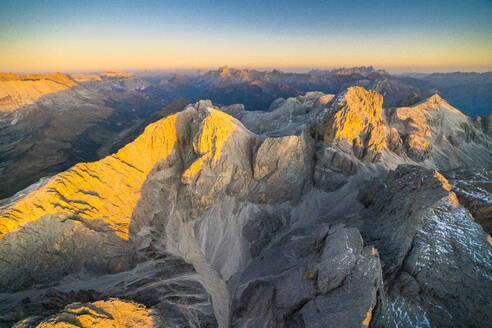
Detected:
left=0, top=73, right=77, bottom=112
left=0, top=88, right=491, bottom=328
left=18, top=299, right=158, bottom=328
left=322, top=86, right=386, bottom=162
left=316, top=86, right=492, bottom=169
left=386, top=94, right=492, bottom=167
left=0, top=70, right=163, bottom=200
left=71, top=71, right=149, bottom=91
left=0, top=113, right=179, bottom=239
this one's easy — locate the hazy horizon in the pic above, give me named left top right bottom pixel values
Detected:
left=4, top=65, right=492, bottom=76
left=1, top=0, right=491, bottom=73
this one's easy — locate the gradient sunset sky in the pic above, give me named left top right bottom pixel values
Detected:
left=1, top=0, right=491, bottom=73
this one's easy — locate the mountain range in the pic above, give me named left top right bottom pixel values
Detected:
left=3, top=67, right=489, bottom=201
left=145, top=66, right=492, bottom=116
left=151, top=66, right=434, bottom=110
left=0, top=82, right=491, bottom=327
left=0, top=71, right=176, bottom=199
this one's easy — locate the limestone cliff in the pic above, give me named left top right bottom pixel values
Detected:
left=386, top=93, right=492, bottom=167
left=0, top=90, right=491, bottom=328
left=0, top=70, right=162, bottom=200
left=322, top=86, right=386, bottom=162
left=0, top=114, right=178, bottom=239
left=0, top=73, right=77, bottom=112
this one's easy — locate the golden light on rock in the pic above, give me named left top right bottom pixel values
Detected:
left=35, top=299, right=157, bottom=327
left=362, top=306, right=373, bottom=326
left=434, top=171, right=453, bottom=192
left=324, top=86, right=386, bottom=161
left=70, top=73, right=103, bottom=82
left=0, top=114, right=178, bottom=240
left=182, top=108, right=237, bottom=182
left=0, top=73, right=78, bottom=112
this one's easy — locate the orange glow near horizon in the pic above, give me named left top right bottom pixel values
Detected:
left=1, top=38, right=491, bottom=74
left=1, top=1, right=491, bottom=74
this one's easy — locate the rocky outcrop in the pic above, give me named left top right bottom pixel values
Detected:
left=388, top=101, right=432, bottom=161
left=251, top=131, right=313, bottom=203
left=322, top=87, right=386, bottom=162
left=0, top=73, right=77, bottom=112
left=232, top=224, right=382, bottom=327
left=0, top=112, right=179, bottom=239
left=0, top=91, right=491, bottom=328
left=357, top=166, right=492, bottom=327
left=19, top=299, right=158, bottom=328
left=386, top=94, right=492, bottom=167
left=0, top=71, right=165, bottom=199
left=222, top=91, right=331, bottom=137
left=442, top=168, right=492, bottom=236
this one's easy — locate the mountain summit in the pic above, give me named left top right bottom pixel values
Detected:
left=0, top=88, right=491, bottom=327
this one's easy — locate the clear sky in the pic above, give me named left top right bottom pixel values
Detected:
left=1, top=0, right=491, bottom=73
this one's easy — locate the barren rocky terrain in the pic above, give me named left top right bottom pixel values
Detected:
left=2, top=67, right=490, bottom=201
left=0, top=86, right=491, bottom=327
left=0, top=72, right=177, bottom=199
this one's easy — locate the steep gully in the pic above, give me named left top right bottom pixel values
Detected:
left=0, top=87, right=491, bottom=327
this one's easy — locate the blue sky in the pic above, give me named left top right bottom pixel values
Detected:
left=1, top=0, right=491, bottom=72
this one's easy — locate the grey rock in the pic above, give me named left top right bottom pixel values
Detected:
left=231, top=225, right=382, bottom=328
left=442, top=168, right=492, bottom=235
left=358, top=165, right=492, bottom=328
left=1, top=90, right=492, bottom=328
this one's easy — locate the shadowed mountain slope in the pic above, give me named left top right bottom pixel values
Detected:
left=0, top=88, right=491, bottom=328
left=0, top=73, right=78, bottom=112
left=154, top=66, right=434, bottom=110
left=0, top=72, right=173, bottom=199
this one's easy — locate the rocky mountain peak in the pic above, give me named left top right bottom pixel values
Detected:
left=322, top=86, right=386, bottom=161
left=385, top=90, right=491, bottom=165
left=428, top=93, right=445, bottom=104
left=0, top=90, right=491, bottom=327
left=423, top=93, right=466, bottom=117
left=0, top=111, right=179, bottom=240
left=0, top=72, right=78, bottom=112
left=0, top=102, right=254, bottom=240
left=218, top=65, right=231, bottom=78
left=313, top=86, right=491, bottom=168
left=181, top=104, right=249, bottom=183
